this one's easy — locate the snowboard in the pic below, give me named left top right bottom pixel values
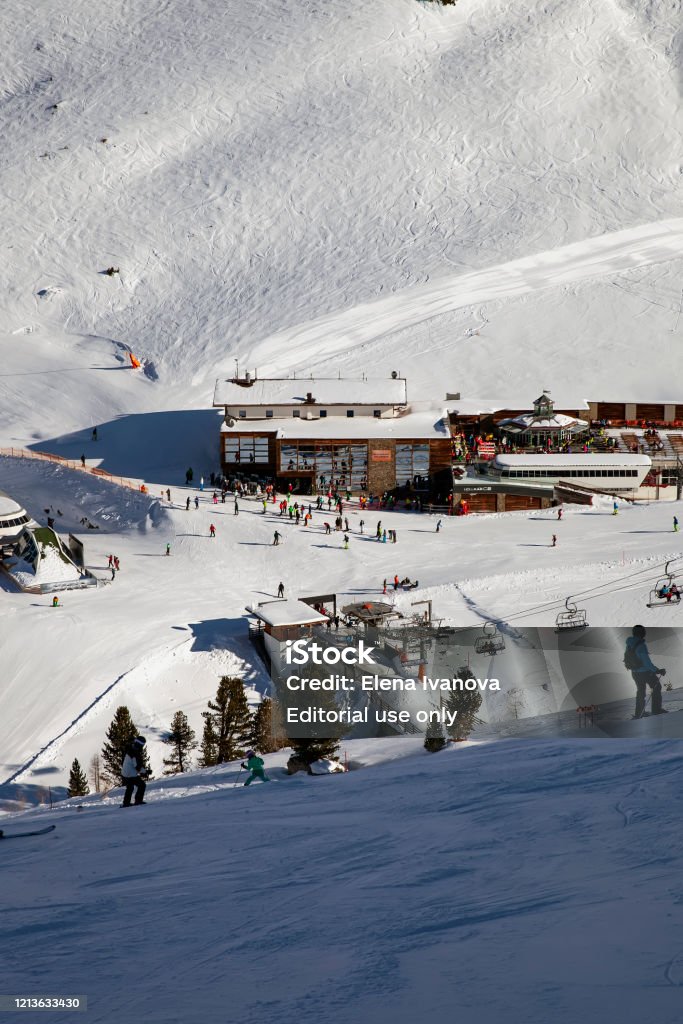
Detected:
left=0, top=824, right=56, bottom=840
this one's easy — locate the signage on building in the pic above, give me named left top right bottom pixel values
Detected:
left=371, top=449, right=392, bottom=462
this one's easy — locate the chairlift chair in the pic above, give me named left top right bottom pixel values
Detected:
left=646, top=560, right=681, bottom=608
left=474, top=621, right=505, bottom=656
left=555, top=599, right=588, bottom=631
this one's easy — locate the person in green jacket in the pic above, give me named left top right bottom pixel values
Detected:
left=242, top=750, right=269, bottom=785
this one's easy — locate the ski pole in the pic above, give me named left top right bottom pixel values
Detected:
left=233, top=765, right=244, bottom=789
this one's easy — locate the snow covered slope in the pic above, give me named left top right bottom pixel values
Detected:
left=1, top=0, right=681, bottom=400
left=4, top=739, right=683, bottom=1024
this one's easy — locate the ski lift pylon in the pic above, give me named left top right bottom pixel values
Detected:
left=555, top=597, right=587, bottom=631
left=474, top=621, right=505, bottom=655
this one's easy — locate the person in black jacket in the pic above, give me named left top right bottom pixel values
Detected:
left=121, top=736, right=149, bottom=807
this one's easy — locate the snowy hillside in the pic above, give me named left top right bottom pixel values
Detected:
left=4, top=739, right=683, bottom=1024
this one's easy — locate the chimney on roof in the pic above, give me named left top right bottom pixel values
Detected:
left=305, top=391, right=315, bottom=404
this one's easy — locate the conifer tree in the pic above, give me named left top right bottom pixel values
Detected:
left=443, top=667, right=483, bottom=741
left=162, top=711, right=197, bottom=774
left=199, top=715, right=219, bottom=768
left=67, top=758, right=89, bottom=797
left=251, top=697, right=286, bottom=754
left=423, top=712, right=447, bottom=752
left=101, top=706, right=149, bottom=785
left=88, top=753, right=102, bottom=793
left=202, top=676, right=253, bottom=764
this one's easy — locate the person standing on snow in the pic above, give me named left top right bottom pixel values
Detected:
left=551, top=535, right=557, bottom=547
left=612, top=501, right=619, bottom=515
left=165, top=543, right=171, bottom=556
left=273, top=530, right=281, bottom=546
left=557, top=508, right=563, bottom=520
left=209, top=523, right=216, bottom=538
left=343, top=534, right=349, bottom=549
left=121, top=736, right=150, bottom=807
left=436, top=520, right=442, bottom=533
left=674, top=516, right=679, bottom=533
left=242, top=750, right=269, bottom=786
left=186, top=497, right=191, bottom=510
left=194, top=497, right=199, bottom=510
left=234, top=499, right=239, bottom=515
left=625, top=625, right=667, bottom=718
left=277, top=582, right=285, bottom=598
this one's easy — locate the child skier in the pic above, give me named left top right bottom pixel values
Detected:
left=674, top=516, right=679, bottom=533
left=209, top=524, right=216, bottom=538
left=242, top=751, right=269, bottom=785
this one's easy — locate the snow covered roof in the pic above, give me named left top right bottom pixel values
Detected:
left=498, top=413, right=589, bottom=432
left=493, top=453, right=652, bottom=468
left=213, top=377, right=407, bottom=408
left=245, top=599, right=330, bottom=628
left=0, top=490, right=25, bottom=517
left=221, top=410, right=448, bottom=440
left=448, top=396, right=591, bottom=416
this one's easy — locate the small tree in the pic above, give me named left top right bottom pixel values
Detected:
left=423, top=711, right=447, bottom=753
left=443, top=668, right=483, bottom=741
left=88, top=753, right=102, bottom=793
left=199, top=715, right=219, bottom=768
left=162, top=711, right=197, bottom=775
left=67, top=758, right=89, bottom=797
left=251, top=697, right=287, bottom=754
left=202, top=676, right=253, bottom=764
left=101, top=706, right=149, bottom=785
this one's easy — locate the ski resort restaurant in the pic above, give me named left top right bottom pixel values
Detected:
left=213, top=373, right=453, bottom=495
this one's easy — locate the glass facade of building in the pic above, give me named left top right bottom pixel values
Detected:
left=223, top=435, right=270, bottom=464
left=279, top=442, right=368, bottom=490
left=395, top=443, right=430, bottom=488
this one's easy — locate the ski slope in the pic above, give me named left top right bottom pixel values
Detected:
left=4, top=739, right=683, bottom=1024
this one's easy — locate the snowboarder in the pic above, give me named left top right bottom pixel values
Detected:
left=209, top=523, right=216, bottom=538
left=273, top=531, right=281, bottom=546
left=277, top=581, right=285, bottom=598
left=625, top=625, right=667, bottom=718
left=242, top=751, right=269, bottom=785
left=120, top=736, right=149, bottom=807
left=674, top=516, right=679, bottom=533
left=165, top=543, right=171, bottom=556
left=551, top=535, right=557, bottom=547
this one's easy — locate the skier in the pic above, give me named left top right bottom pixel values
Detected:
left=120, top=736, right=149, bottom=807
left=80, top=454, right=86, bottom=468
left=242, top=750, right=269, bottom=786
left=436, top=520, right=442, bottom=533
left=344, top=517, right=349, bottom=532
left=376, top=521, right=382, bottom=540
left=199, top=476, right=205, bottom=491
left=234, top=500, right=239, bottom=515
left=114, top=556, right=120, bottom=571
left=359, top=519, right=364, bottom=534
left=263, top=499, right=268, bottom=514
left=392, top=529, right=397, bottom=544
left=273, top=530, right=281, bottom=546
left=277, top=582, right=285, bottom=598
left=108, top=554, right=113, bottom=568
left=194, top=497, right=199, bottom=510
left=625, top=625, right=667, bottom=718
left=165, top=543, right=171, bottom=556
left=393, top=575, right=399, bottom=590
left=52, top=595, right=59, bottom=607
left=324, top=522, right=331, bottom=535
left=674, top=516, right=679, bottom=533
left=557, top=508, right=563, bottom=520
left=551, top=535, right=557, bottom=547
left=111, top=566, right=116, bottom=581
left=213, top=493, right=218, bottom=505
left=343, top=534, right=349, bottom=549
left=166, top=488, right=171, bottom=503
left=612, top=501, right=619, bottom=515
left=186, top=497, right=191, bottom=511
left=209, top=524, right=216, bottom=538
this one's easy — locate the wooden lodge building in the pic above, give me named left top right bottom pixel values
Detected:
left=212, top=373, right=453, bottom=495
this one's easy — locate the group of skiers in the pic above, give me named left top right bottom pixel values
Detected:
left=107, top=554, right=121, bottom=580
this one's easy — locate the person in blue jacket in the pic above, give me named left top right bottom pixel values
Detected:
left=242, top=751, right=269, bottom=785
left=625, top=625, right=667, bottom=719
